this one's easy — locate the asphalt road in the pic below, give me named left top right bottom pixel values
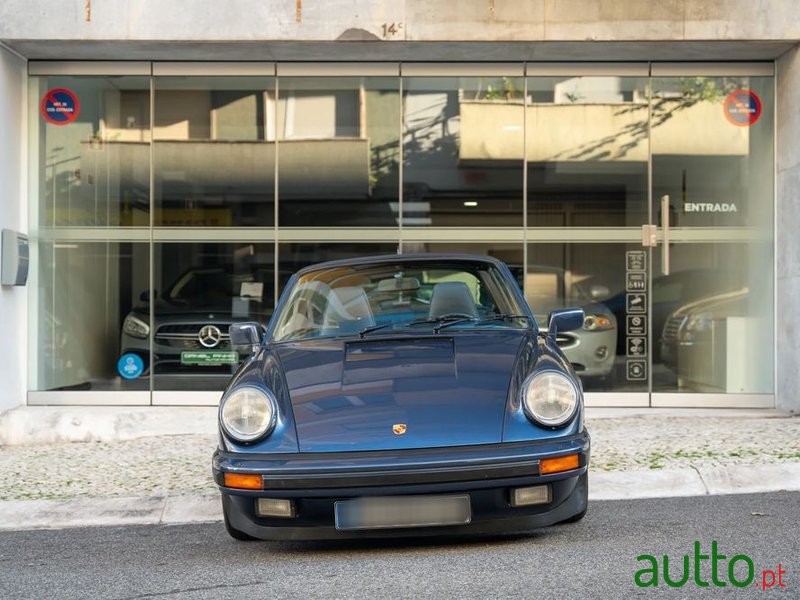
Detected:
left=1, top=492, right=798, bottom=599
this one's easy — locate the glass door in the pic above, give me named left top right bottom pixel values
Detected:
left=648, top=64, right=774, bottom=407
left=526, top=64, right=651, bottom=406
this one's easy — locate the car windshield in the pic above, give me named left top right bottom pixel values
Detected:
left=167, top=267, right=272, bottom=309
left=272, top=261, right=527, bottom=342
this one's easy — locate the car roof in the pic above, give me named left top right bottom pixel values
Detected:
left=293, top=253, right=509, bottom=277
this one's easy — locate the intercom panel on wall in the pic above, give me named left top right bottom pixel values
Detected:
left=2, top=229, right=29, bottom=286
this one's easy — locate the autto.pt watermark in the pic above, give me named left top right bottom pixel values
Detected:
left=635, top=541, right=787, bottom=590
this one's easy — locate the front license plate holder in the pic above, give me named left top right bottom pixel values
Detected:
left=334, top=494, right=471, bottom=530
left=180, top=351, right=238, bottom=366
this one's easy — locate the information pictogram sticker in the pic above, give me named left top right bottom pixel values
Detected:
left=627, top=315, right=647, bottom=336
left=626, top=250, right=646, bottom=272
left=723, top=89, right=761, bottom=127
left=627, top=336, right=647, bottom=357
left=626, top=272, right=646, bottom=292
left=41, top=88, right=80, bottom=126
left=626, top=293, right=646, bottom=314
left=627, top=360, right=647, bottom=381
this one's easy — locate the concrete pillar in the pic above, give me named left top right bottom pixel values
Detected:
left=776, top=44, right=800, bottom=415
left=0, top=44, right=27, bottom=413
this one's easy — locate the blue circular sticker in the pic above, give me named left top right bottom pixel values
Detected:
left=118, top=353, right=144, bottom=379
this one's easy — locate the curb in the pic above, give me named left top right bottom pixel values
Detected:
left=1, top=463, right=799, bottom=532
left=0, top=494, right=222, bottom=531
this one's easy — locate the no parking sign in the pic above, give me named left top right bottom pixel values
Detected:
left=40, top=88, right=80, bottom=125
left=723, top=89, right=761, bottom=127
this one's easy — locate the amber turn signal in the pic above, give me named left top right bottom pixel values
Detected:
left=224, top=473, right=262, bottom=490
left=540, top=454, right=580, bottom=475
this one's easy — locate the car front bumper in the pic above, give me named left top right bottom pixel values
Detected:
left=212, top=432, right=590, bottom=540
left=560, top=329, right=616, bottom=377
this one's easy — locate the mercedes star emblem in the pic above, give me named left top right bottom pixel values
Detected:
left=198, top=325, right=222, bottom=348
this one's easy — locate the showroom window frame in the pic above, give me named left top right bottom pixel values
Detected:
left=25, top=60, right=777, bottom=408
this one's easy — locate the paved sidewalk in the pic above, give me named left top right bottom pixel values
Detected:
left=1, top=411, right=798, bottom=530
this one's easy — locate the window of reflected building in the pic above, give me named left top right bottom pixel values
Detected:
left=403, top=76, right=524, bottom=227
left=277, top=77, right=400, bottom=227
left=31, top=75, right=151, bottom=227
left=527, top=76, right=649, bottom=228
left=153, top=77, right=276, bottom=227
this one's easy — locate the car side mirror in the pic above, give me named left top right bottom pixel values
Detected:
left=140, top=289, right=158, bottom=302
left=547, top=308, right=585, bottom=337
left=229, top=322, right=263, bottom=354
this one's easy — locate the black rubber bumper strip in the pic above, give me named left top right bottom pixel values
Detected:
left=260, top=459, right=541, bottom=489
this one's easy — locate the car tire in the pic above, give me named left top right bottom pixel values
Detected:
left=223, top=504, right=259, bottom=541
left=557, top=472, right=588, bottom=524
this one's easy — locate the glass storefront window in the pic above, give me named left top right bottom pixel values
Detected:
left=649, top=73, right=775, bottom=395
left=278, top=77, right=400, bottom=227
left=152, top=242, right=275, bottom=391
left=31, top=76, right=151, bottom=227
left=526, top=242, right=647, bottom=393
left=33, top=241, right=150, bottom=391
left=527, top=76, right=648, bottom=227
left=652, top=243, right=773, bottom=394
left=403, top=76, right=524, bottom=227
left=27, top=63, right=776, bottom=406
left=651, top=75, right=774, bottom=230
left=154, top=77, right=276, bottom=227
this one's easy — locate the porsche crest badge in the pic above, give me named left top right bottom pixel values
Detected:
left=392, top=423, right=407, bottom=435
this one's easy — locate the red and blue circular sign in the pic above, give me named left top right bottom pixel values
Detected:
left=40, top=88, right=80, bottom=126
left=723, top=89, right=761, bottom=127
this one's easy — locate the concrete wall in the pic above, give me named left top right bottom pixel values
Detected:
left=0, top=0, right=799, bottom=43
left=0, top=45, right=27, bottom=414
left=776, top=45, right=800, bottom=414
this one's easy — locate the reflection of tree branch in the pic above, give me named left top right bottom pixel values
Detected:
left=402, top=94, right=460, bottom=167
left=546, top=77, right=739, bottom=161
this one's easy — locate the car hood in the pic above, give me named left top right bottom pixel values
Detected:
left=272, top=330, right=529, bottom=452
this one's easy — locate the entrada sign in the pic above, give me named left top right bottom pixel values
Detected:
left=684, top=203, right=738, bottom=213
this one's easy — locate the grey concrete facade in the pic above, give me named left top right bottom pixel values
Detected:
left=0, top=45, right=27, bottom=415
left=0, top=0, right=799, bottom=43
left=0, top=1, right=798, bottom=413
left=777, top=45, right=800, bottom=414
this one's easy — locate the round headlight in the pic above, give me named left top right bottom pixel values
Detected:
left=220, top=386, right=277, bottom=443
left=521, top=371, right=580, bottom=428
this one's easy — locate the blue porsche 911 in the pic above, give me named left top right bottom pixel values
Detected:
left=212, top=254, right=590, bottom=540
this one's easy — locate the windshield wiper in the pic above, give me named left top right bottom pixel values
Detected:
left=360, top=314, right=530, bottom=338
left=358, top=322, right=396, bottom=338
left=433, top=313, right=532, bottom=333
left=359, top=316, right=466, bottom=338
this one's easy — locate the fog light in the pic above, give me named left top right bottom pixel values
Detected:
left=256, top=498, right=296, bottom=518
left=540, top=454, right=580, bottom=475
left=224, top=473, right=262, bottom=490
left=511, top=485, right=551, bottom=507
left=595, top=345, right=608, bottom=360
